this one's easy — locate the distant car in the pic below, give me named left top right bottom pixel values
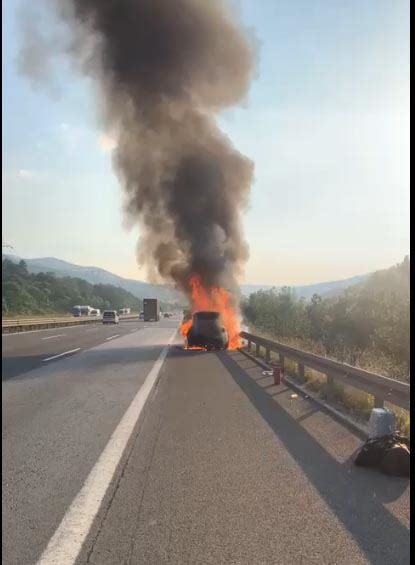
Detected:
left=163, top=312, right=170, bottom=318
left=102, top=310, right=119, bottom=324
left=139, top=312, right=144, bottom=320
left=186, top=311, right=229, bottom=351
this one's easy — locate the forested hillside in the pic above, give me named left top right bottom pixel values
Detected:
left=242, top=257, right=410, bottom=380
left=2, top=259, right=141, bottom=314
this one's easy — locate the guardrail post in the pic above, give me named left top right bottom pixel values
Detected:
left=279, top=354, right=285, bottom=375
left=255, top=343, right=260, bottom=357
left=326, top=374, right=335, bottom=401
left=247, top=340, right=251, bottom=352
left=298, top=363, right=305, bottom=380
left=265, top=348, right=271, bottom=363
left=373, top=396, right=384, bottom=409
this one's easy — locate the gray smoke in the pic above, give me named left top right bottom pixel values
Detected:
left=23, top=0, right=256, bottom=297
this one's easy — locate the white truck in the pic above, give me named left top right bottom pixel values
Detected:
left=119, top=308, right=131, bottom=315
left=72, top=305, right=94, bottom=317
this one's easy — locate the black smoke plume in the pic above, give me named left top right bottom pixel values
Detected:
left=28, top=0, right=256, bottom=297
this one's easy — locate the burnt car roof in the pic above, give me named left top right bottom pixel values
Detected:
left=193, top=311, right=221, bottom=320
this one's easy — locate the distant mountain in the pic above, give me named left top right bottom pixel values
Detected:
left=240, top=284, right=274, bottom=296
left=3, top=255, right=182, bottom=304
left=3, top=254, right=371, bottom=302
left=293, top=274, right=371, bottom=299
left=240, top=274, right=370, bottom=300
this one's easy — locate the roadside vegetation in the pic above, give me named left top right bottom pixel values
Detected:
left=2, top=259, right=142, bottom=315
left=242, top=257, right=409, bottom=381
left=242, top=257, right=410, bottom=434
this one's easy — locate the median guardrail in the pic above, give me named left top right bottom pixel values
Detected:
left=240, top=331, right=410, bottom=411
left=2, top=314, right=140, bottom=334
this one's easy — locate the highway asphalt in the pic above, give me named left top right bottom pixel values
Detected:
left=2, top=317, right=160, bottom=380
left=2, top=317, right=410, bottom=564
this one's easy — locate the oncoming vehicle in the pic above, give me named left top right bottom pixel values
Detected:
left=90, top=309, right=101, bottom=317
left=186, top=311, right=229, bottom=351
left=72, top=305, right=94, bottom=317
left=102, top=310, right=119, bottom=325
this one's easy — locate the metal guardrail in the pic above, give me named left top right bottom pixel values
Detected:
left=3, top=318, right=80, bottom=326
left=2, top=314, right=139, bottom=333
left=240, top=331, right=410, bottom=411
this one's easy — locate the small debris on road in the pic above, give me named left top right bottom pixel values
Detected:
left=290, top=393, right=298, bottom=400
left=262, top=370, right=273, bottom=376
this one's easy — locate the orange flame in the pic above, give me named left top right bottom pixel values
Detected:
left=180, top=318, right=193, bottom=337
left=180, top=274, right=241, bottom=350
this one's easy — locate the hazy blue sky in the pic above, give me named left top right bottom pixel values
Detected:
left=2, top=0, right=409, bottom=285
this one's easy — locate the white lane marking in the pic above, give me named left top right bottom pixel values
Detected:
left=43, top=348, right=81, bottom=362
left=130, top=328, right=138, bottom=333
left=37, top=329, right=177, bottom=565
left=42, top=334, right=66, bottom=341
left=105, top=334, right=120, bottom=341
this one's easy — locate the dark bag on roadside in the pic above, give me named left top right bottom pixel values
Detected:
left=379, top=442, right=410, bottom=477
left=354, top=433, right=410, bottom=477
left=354, top=436, right=392, bottom=468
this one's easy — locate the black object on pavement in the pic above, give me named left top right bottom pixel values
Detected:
left=354, top=433, right=410, bottom=477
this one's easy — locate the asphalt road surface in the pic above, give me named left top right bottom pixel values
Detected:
left=2, top=316, right=410, bottom=565
left=2, top=317, right=163, bottom=380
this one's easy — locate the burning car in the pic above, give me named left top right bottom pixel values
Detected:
left=186, top=311, right=229, bottom=350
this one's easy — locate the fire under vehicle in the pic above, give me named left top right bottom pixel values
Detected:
left=186, top=311, right=229, bottom=350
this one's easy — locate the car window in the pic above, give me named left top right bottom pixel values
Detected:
left=194, top=312, right=220, bottom=321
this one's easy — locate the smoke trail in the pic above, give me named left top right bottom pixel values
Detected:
left=23, top=0, right=256, bottom=298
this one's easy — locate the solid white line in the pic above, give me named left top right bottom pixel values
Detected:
left=36, top=329, right=177, bottom=565
left=105, top=334, right=120, bottom=341
left=42, top=334, right=66, bottom=341
left=43, top=348, right=81, bottom=362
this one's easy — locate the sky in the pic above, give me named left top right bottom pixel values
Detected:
left=2, top=0, right=410, bottom=286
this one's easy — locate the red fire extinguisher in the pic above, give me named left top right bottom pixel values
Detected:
left=273, top=365, right=281, bottom=385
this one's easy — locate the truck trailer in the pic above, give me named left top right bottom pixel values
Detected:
left=143, top=298, right=159, bottom=322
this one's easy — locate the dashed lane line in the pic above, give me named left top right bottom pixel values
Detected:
left=36, top=328, right=177, bottom=565
left=42, top=334, right=66, bottom=341
left=43, top=348, right=81, bottom=362
left=105, top=334, right=120, bottom=341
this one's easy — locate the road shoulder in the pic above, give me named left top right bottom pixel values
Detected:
left=80, top=347, right=410, bottom=565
